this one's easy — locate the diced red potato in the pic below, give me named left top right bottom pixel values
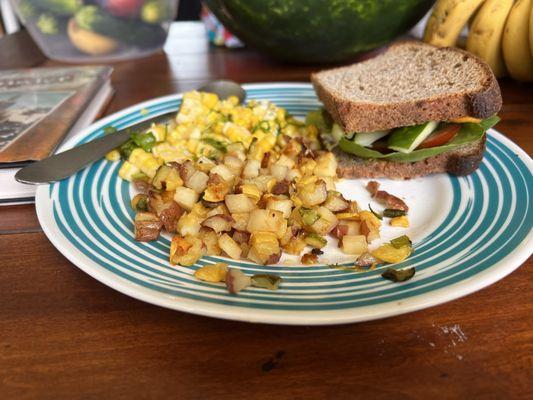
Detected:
left=298, top=179, right=327, bottom=207
left=271, top=180, right=290, bottom=195
left=218, top=233, right=242, bottom=260
left=225, top=268, right=251, bottom=294
left=323, top=191, right=350, bottom=212
left=169, top=235, right=203, bottom=266
left=134, top=212, right=163, bottom=241
left=331, top=220, right=361, bottom=240
left=173, top=186, right=199, bottom=211
left=242, top=159, right=261, bottom=178
left=232, top=230, right=251, bottom=245
left=356, top=252, right=378, bottom=267
left=157, top=201, right=183, bottom=232
left=210, top=164, right=234, bottom=183
left=246, top=209, right=286, bottom=235
left=177, top=160, right=196, bottom=182
left=231, top=212, right=250, bottom=231
left=249, top=231, right=281, bottom=265
left=314, top=152, right=338, bottom=177
left=366, top=180, right=409, bottom=212
left=309, top=206, right=338, bottom=235
left=360, top=219, right=380, bottom=243
left=185, top=170, right=209, bottom=193
left=203, top=173, right=230, bottom=202
left=276, top=154, right=296, bottom=169
left=133, top=179, right=151, bottom=193
left=225, top=193, right=257, bottom=213
left=340, top=235, right=368, bottom=256
left=199, top=227, right=221, bottom=255
left=202, top=214, right=234, bottom=233
left=266, top=196, right=293, bottom=218
left=205, top=204, right=229, bottom=218
left=177, top=212, right=202, bottom=236
left=270, top=163, right=289, bottom=181
left=224, top=155, right=244, bottom=175
left=286, top=169, right=302, bottom=182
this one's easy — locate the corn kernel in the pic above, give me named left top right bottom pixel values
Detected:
left=105, top=149, right=120, bottom=162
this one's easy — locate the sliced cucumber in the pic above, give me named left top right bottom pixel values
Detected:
left=353, top=130, right=390, bottom=147
left=387, top=121, right=438, bottom=153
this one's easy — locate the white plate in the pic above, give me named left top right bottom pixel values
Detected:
left=36, top=83, right=533, bottom=325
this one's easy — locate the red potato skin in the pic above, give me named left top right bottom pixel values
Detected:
left=158, top=202, right=183, bottom=232
left=366, top=181, right=409, bottom=212
left=134, top=220, right=162, bottom=242
left=271, top=180, right=290, bottom=195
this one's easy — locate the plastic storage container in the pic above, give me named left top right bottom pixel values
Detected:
left=10, top=0, right=178, bottom=63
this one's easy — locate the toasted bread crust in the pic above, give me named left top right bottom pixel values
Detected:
left=334, top=136, right=486, bottom=180
left=311, top=42, right=502, bottom=133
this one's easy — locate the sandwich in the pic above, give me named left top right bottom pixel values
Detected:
left=310, top=41, right=502, bottom=179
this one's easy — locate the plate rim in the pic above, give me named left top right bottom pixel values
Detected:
left=35, top=83, right=533, bottom=325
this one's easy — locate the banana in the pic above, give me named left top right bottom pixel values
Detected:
left=502, top=0, right=533, bottom=82
left=466, top=0, right=514, bottom=77
left=529, top=6, right=533, bottom=58
left=424, top=0, right=486, bottom=47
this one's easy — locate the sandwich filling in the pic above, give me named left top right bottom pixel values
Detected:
left=308, top=110, right=500, bottom=163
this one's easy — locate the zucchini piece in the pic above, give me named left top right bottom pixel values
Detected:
left=387, top=121, right=438, bottom=153
left=75, top=5, right=167, bottom=47
left=353, top=130, right=390, bottom=147
left=31, top=0, right=82, bottom=16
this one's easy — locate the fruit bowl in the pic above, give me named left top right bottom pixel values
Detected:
left=204, top=0, right=436, bottom=63
left=10, top=0, right=178, bottom=63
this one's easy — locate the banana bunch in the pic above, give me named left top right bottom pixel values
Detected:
left=424, top=0, right=533, bottom=81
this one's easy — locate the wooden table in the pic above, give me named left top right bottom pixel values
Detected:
left=1, top=24, right=532, bottom=399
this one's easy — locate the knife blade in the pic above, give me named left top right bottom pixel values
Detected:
left=15, top=111, right=175, bottom=184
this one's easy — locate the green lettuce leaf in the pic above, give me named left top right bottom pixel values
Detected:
left=338, top=116, right=500, bottom=163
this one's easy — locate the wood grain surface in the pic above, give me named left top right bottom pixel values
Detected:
left=0, top=24, right=531, bottom=400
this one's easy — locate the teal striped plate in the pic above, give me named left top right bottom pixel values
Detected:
left=35, top=83, right=533, bottom=325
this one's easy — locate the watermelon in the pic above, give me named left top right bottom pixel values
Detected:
left=204, top=0, right=435, bottom=63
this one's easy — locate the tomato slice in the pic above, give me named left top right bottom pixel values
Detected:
left=417, top=124, right=461, bottom=149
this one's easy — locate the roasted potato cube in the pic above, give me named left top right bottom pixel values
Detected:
left=246, top=209, right=285, bottom=235
left=203, top=173, right=230, bottom=202
left=314, top=152, right=338, bottom=177
left=173, top=186, right=199, bottom=211
left=199, top=227, right=221, bottom=255
left=340, top=235, right=368, bottom=256
left=218, top=233, right=242, bottom=260
left=331, top=220, right=361, bottom=239
left=210, top=164, right=234, bottom=183
left=202, top=214, right=234, bottom=233
left=177, top=212, right=202, bottom=236
left=225, top=193, right=257, bottom=213
left=185, top=170, right=209, bottom=193
left=298, top=179, right=327, bottom=207
left=249, top=232, right=281, bottom=265
left=266, top=196, right=293, bottom=218
left=194, top=262, right=228, bottom=283
left=134, top=212, right=162, bottom=242
left=323, top=191, right=349, bottom=212
left=309, top=206, right=338, bottom=235
left=270, top=163, right=289, bottom=181
left=170, top=235, right=203, bottom=266
left=231, top=213, right=250, bottom=231
left=242, top=159, right=261, bottom=178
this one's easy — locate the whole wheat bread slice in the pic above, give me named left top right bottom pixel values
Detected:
left=334, top=136, right=486, bottom=180
left=312, top=41, right=502, bottom=133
